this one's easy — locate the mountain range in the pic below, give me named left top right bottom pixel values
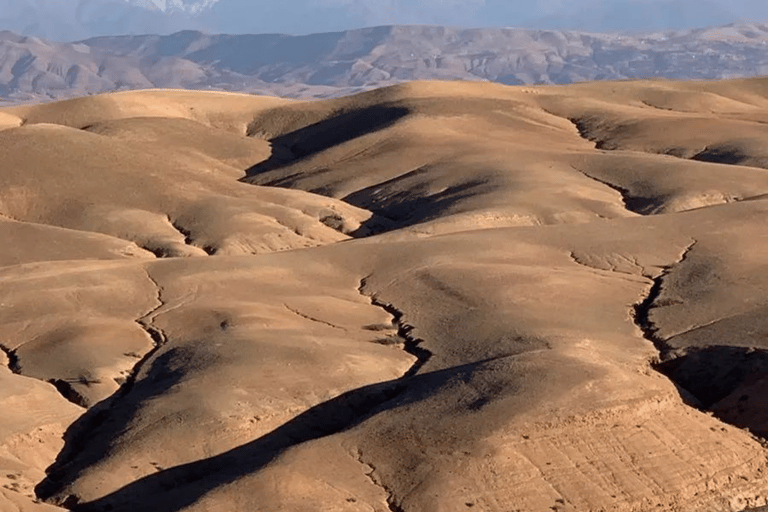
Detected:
left=3, top=23, right=768, bottom=103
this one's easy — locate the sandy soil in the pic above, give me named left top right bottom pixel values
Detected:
left=1, top=78, right=768, bottom=511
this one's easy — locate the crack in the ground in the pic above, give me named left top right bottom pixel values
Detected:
left=348, top=276, right=435, bottom=511
left=283, top=303, right=347, bottom=331
left=31, top=266, right=172, bottom=508
left=354, top=448, right=404, bottom=512
left=2, top=332, right=88, bottom=409
left=0, top=343, right=20, bottom=373
left=138, top=216, right=213, bottom=258
left=169, top=217, right=215, bottom=256
left=571, top=241, right=768, bottom=441
left=169, top=218, right=195, bottom=248
left=25, top=267, right=170, bottom=411
left=568, top=242, right=701, bottom=389
left=569, top=164, right=655, bottom=215
left=565, top=116, right=606, bottom=150
left=34, top=276, right=432, bottom=511
left=631, top=240, right=697, bottom=362
left=358, top=277, right=433, bottom=379
left=136, top=267, right=168, bottom=347
left=567, top=251, right=648, bottom=282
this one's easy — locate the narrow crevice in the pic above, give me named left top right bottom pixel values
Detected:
left=36, top=277, right=430, bottom=511
left=631, top=240, right=697, bottom=362
left=32, top=267, right=173, bottom=506
left=354, top=449, right=405, bottom=512
left=168, top=216, right=214, bottom=256
left=569, top=164, right=657, bottom=215
left=358, top=277, right=433, bottom=379
left=0, top=344, right=21, bottom=373
left=573, top=241, right=768, bottom=440
left=566, top=116, right=605, bottom=150
left=349, top=276, right=436, bottom=512
left=75, top=266, right=168, bottom=408
left=135, top=267, right=168, bottom=354
left=48, top=379, right=93, bottom=408
left=3, top=340, right=87, bottom=409
left=169, top=219, right=195, bottom=247
left=136, top=245, right=164, bottom=259
left=283, top=303, right=347, bottom=331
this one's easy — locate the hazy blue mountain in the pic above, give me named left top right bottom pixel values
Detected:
left=4, top=23, right=768, bottom=104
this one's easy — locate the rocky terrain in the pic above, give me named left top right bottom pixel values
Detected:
left=2, top=76, right=768, bottom=511
left=4, top=23, right=768, bottom=103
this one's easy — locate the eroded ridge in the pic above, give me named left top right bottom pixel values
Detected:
left=571, top=241, right=768, bottom=442
left=358, top=277, right=432, bottom=378
left=108, top=266, right=171, bottom=400
left=569, top=164, right=655, bottom=215
left=0, top=344, right=20, bottom=374
left=1, top=331, right=89, bottom=409
left=632, top=240, right=698, bottom=361
left=354, top=449, right=404, bottom=512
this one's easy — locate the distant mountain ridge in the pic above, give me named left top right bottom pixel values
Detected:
left=3, top=0, right=768, bottom=42
left=3, top=23, right=768, bottom=103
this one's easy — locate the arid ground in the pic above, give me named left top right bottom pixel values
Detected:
left=2, top=78, right=768, bottom=512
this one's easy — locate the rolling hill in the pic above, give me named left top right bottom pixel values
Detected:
left=1, top=77, right=768, bottom=511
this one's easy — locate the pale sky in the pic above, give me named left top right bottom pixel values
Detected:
left=1, top=0, right=766, bottom=41
left=200, top=0, right=759, bottom=35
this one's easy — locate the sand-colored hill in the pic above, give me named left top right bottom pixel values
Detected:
left=2, top=78, right=768, bottom=512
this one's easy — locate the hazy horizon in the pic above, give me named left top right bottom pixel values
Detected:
left=1, top=0, right=767, bottom=41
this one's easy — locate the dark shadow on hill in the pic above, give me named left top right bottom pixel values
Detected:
left=692, top=146, right=743, bottom=165
left=345, top=173, right=490, bottom=234
left=242, top=110, right=492, bottom=236
left=241, top=105, right=411, bottom=179
left=37, top=347, right=515, bottom=512
left=35, top=349, right=190, bottom=508
left=656, top=346, right=768, bottom=438
left=570, top=165, right=662, bottom=215
left=692, top=145, right=754, bottom=166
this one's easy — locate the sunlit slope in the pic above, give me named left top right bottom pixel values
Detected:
left=0, top=91, right=384, bottom=259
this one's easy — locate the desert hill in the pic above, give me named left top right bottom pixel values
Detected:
left=1, top=78, right=768, bottom=511
left=5, top=23, right=768, bottom=103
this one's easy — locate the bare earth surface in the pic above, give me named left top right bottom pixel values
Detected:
left=2, top=78, right=768, bottom=512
